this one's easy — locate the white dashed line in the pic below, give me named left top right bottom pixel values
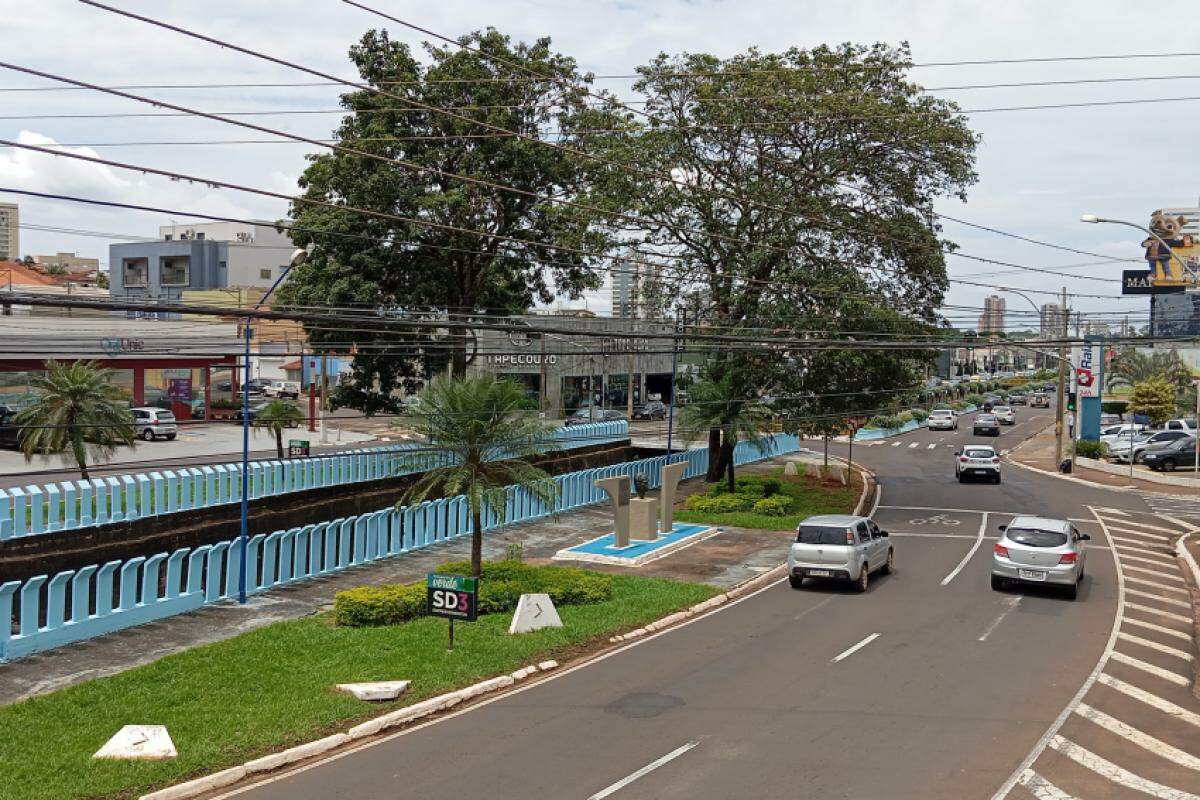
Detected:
left=1124, top=601, right=1194, bottom=625
left=1074, top=703, right=1200, bottom=771
left=1122, top=564, right=1185, bottom=583
left=979, top=596, right=1021, bottom=642
left=832, top=633, right=880, bottom=663
left=1116, top=631, right=1195, bottom=662
left=1121, top=616, right=1194, bottom=642
left=1017, top=770, right=1076, bottom=799
left=1124, top=588, right=1192, bottom=609
left=1108, top=525, right=1173, bottom=541
left=1097, top=674, right=1200, bottom=727
left=1047, top=735, right=1199, bottom=800
left=941, top=512, right=988, bottom=586
left=891, top=441, right=902, bottom=447
left=908, top=442, right=920, bottom=449
left=927, top=443, right=937, bottom=450
left=587, top=741, right=701, bottom=799
left=1125, top=577, right=1190, bottom=596
left=1108, top=651, right=1191, bottom=687
left=1111, top=518, right=1182, bottom=534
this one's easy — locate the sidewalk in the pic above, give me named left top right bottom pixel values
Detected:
left=0, top=459, right=801, bottom=707
left=1007, top=424, right=1200, bottom=495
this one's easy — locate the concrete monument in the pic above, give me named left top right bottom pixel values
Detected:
left=630, top=472, right=657, bottom=540
left=595, top=474, right=631, bottom=547
left=659, top=460, right=686, bottom=534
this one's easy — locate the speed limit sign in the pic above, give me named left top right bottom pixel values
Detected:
left=426, top=573, right=478, bottom=622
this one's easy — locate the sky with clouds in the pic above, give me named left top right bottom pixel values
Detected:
left=1, top=0, right=1196, bottom=326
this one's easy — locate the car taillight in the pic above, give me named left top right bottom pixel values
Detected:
left=991, top=457, right=1000, bottom=463
left=1058, top=552, right=1077, bottom=564
left=994, top=544, right=1009, bottom=558
left=959, top=456, right=968, bottom=462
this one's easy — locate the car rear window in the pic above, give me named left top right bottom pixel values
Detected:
left=976, top=415, right=997, bottom=422
left=1005, top=527, right=1068, bottom=548
left=796, top=526, right=849, bottom=545
left=964, top=448, right=994, bottom=458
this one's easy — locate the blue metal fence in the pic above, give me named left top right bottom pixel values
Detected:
left=0, top=434, right=800, bottom=662
left=0, top=421, right=629, bottom=542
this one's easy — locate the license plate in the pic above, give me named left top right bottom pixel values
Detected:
left=1018, top=569, right=1046, bottom=581
left=807, top=569, right=832, bottom=577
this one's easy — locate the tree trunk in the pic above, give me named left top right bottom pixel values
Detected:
left=274, top=427, right=284, bottom=460
left=823, top=434, right=829, bottom=468
left=724, top=435, right=736, bottom=492
left=451, top=338, right=468, bottom=380
left=705, top=427, right=723, bottom=482
left=72, top=436, right=89, bottom=480
left=470, top=507, right=483, bottom=578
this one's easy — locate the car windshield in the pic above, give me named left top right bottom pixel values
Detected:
left=796, top=526, right=849, bottom=545
left=977, top=415, right=997, bottom=422
left=964, top=448, right=994, bottom=458
left=1005, top=527, right=1068, bottom=548
left=931, top=410, right=952, bottom=416
left=994, top=406, right=1011, bottom=413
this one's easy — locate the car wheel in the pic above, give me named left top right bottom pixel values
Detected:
left=789, top=575, right=804, bottom=589
left=855, top=566, right=869, bottom=593
left=1162, top=459, right=1176, bottom=472
left=141, top=428, right=155, bottom=441
left=166, top=434, right=176, bottom=441
left=882, top=549, right=894, bottom=575
left=994, top=474, right=1001, bottom=484
left=957, top=472, right=965, bottom=483
left=990, top=574, right=1004, bottom=591
left=1064, top=582, right=1078, bottom=601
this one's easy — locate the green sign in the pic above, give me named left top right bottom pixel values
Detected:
left=287, top=439, right=311, bottom=458
left=426, top=573, right=478, bottom=621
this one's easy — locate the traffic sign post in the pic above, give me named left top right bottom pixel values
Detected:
left=426, top=573, right=478, bottom=650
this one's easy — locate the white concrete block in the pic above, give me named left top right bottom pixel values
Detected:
left=510, top=666, right=537, bottom=680
left=335, top=680, right=411, bottom=702
left=94, top=725, right=177, bottom=761
left=139, top=766, right=247, bottom=800
left=629, top=497, right=658, bottom=540
left=783, top=460, right=799, bottom=476
left=537, top=660, right=559, bottom=671
left=244, top=734, right=349, bottom=774
left=508, top=593, right=563, bottom=635
left=460, top=675, right=516, bottom=700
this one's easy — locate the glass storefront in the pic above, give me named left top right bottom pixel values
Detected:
left=497, top=373, right=541, bottom=410
left=603, top=373, right=641, bottom=407
left=144, top=367, right=206, bottom=416
left=561, top=374, right=603, bottom=414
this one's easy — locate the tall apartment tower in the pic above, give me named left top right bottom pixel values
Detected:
left=0, top=202, right=18, bottom=261
left=611, top=261, right=641, bottom=318
left=977, top=294, right=1006, bottom=335
left=1039, top=303, right=1064, bottom=337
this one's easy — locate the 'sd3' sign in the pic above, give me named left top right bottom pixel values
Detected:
left=426, top=573, right=478, bottom=621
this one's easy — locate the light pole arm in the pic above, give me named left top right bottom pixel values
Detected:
left=1092, top=217, right=1198, bottom=284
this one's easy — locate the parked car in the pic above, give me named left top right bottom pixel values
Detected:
left=991, top=516, right=1089, bottom=600
left=1163, top=418, right=1197, bottom=433
left=232, top=401, right=291, bottom=424
left=1110, top=429, right=1191, bottom=464
left=264, top=380, right=301, bottom=399
left=928, top=408, right=957, bottom=431
left=956, top=444, right=1001, bottom=483
left=1098, top=423, right=1145, bottom=449
left=0, top=405, right=21, bottom=449
left=973, top=413, right=1001, bottom=436
left=992, top=405, right=1016, bottom=425
left=787, top=514, right=893, bottom=592
left=189, top=399, right=206, bottom=420
left=131, top=407, right=177, bottom=441
left=564, top=408, right=626, bottom=426
left=1099, top=413, right=1123, bottom=427
left=631, top=400, right=667, bottom=420
left=1142, top=437, right=1198, bottom=472
left=1030, top=393, right=1050, bottom=408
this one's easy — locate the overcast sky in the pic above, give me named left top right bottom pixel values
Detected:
left=1, top=0, right=1196, bottom=326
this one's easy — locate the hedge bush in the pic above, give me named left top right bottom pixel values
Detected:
left=1073, top=440, right=1109, bottom=459
left=684, top=493, right=754, bottom=513
left=965, top=394, right=985, bottom=406
left=909, top=408, right=930, bottom=422
left=751, top=497, right=791, bottom=516
left=731, top=476, right=782, bottom=496
left=1102, top=401, right=1128, bottom=415
left=333, top=560, right=614, bottom=627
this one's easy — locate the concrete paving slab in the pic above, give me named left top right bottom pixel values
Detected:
left=93, top=725, right=176, bottom=760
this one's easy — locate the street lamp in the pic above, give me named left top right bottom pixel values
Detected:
left=237, top=245, right=312, bottom=604
left=1080, top=214, right=1198, bottom=284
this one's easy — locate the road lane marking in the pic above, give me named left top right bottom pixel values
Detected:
left=832, top=633, right=880, bottom=663
left=1121, top=616, right=1194, bottom=642
left=1124, top=577, right=1190, bottom=595
left=1110, top=534, right=1174, bottom=552
left=927, top=443, right=937, bottom=449
left=1017, top=770, right=1076, bottom=799
left=1116, top=632, right=1195, bottom=662
left=978, top=596, right=1021, bottom=641
left=941, top=512, right=988, bottom=586
left=1116, top=550, right=1176, bottom=567
left=1047, top=735, right=1199, bottom=800
left=1124, top=602, right=1194, bottom=625
left=586, top=740, right=701, bottom=799
left=1108, top=523, right=1173, bottom=538
left=908, top=442, right=919, bottom=449
left=1097, top=674, right=1200, bottom=728
left=1123, top=564, right=1185, bottom=583
left=1125, top=588, right=1192, bottom=609
left=1075, top=703, right=1200, bottom=771
left=891, top=441, right=902, bottom=447
left=1108, top=651, right=1191, bottom=687
left=1096, top=507, right=1131, bottom=517
left=1109, top=518, right=1178, bottom=533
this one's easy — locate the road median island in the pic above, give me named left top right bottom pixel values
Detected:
left=0, top=568, right=715, bottom=800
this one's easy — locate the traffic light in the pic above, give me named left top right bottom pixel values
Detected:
left=1067, top=393, right=1076, bottom=412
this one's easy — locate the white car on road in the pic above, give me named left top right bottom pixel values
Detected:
left=991, top=516, right=1089, bottom=600
left=956, top=444, right=1000, bottom=483
left=788, top=515, right=894, bottom=592
left=928, top=408, right=957, bottom=431
left=992, top=405, right=1015, bottom=425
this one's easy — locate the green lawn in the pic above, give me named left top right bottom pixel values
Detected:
left=675, top=466, right=861, bottom=531
left=0, top=574, right=715, bottom=800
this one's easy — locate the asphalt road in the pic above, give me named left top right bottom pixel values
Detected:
left=215, top=404, right=1200, bottom=800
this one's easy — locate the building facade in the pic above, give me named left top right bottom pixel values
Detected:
left=1039, top=303, right=1064, bottom=337
left=0, top=202, right=17, bottom=261
left=34, top=252, right=100, bottom=271
left=978, top=294, right=1006, bottom=335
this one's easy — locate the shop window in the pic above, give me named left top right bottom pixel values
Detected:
left=161, top=255, right=190, bottom=286
left=259, top=268, right=273, bottom=280
left=122, top=258, right=149, bottom=287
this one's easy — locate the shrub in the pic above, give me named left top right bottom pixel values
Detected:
left=751, top=497, right=791, bottom=516
left=867, top=414, right=902, bottom=430
left=684, top=493, right=755, bottom=513
left=727, top=480, right=765, bottom=497
left=333, top=582, right=426, bottom=627
left=951, top=400, right=969, bottom=411
left=965, top=394, right=985, bottom=406
left=1101, top=401, right=1128, bottom=415
left=896, top=410, right=915, bottom=424
left=909, top=408, right=929, bottom=422
left=1073, top=440, right=1109, bottom=459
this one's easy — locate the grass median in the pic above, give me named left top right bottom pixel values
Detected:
left=675, top=466, right=861, bottom=531
left=0, top=573, right=715, bottom=800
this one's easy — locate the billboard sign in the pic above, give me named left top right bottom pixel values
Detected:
left=1122, top=270, right=1184, bottom=295
left=1076, top=344, right=1101, bottom=399
left=1142, top=210, right=1200, bottom=288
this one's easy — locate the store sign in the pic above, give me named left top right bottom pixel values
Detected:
left=426, top=573, right=478, bottom=621
left=483, top=354, right=558, bottom=366
left=1122, top=270, right=1184, bottom=295
left=99, top=337, right=146, bottom=356
left=1076, top=344, right=1101, bottom=399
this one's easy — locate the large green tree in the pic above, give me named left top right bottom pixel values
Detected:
left=278, top=28, right=620, bottom=413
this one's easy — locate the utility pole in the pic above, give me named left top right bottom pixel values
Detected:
left=319, top=351, right=329, bottom=443
left=1055, top=287, right=1068, bottom=469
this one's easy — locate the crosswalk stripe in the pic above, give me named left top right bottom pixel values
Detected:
left=1125, top=577, right=1192, bottom=596
left=1108, top=651, right=1192, bottom=687
left=1116, top=631, right=1195, bottom=662
left=1125, top=589, right=1193, bottom=609
left=1097, top=674, right=1200, bottom=727
left=1075, top=703, right=1200, bottom=771
left=891, top=442, right=902, bottom=447
left=1109, top=519, right=1179, bottom=534
left=1108, top=524, right=1173, bottom=540
left=1116, top=551, right=1177, bottom=567
left=1017, top=770, right=1076, bottom=799
left=1122, top=616, right=1194, bottom=643
left=1123, top=564, right=1185, bottom=583
left=1048, top=735, right=1200, bottom=799
left=1124, top=601, right=1194, bottom=625
left=927, top=443, right=937, bottom=449
left=1111, top=535, right=1175, bottom=552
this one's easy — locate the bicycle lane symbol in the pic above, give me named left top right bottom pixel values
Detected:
left=908, top=513, right=961, bottom=526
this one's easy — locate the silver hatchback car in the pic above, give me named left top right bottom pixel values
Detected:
left=788, top=514, right=894, bottom=592
left=991, top=516, right=1089, bottom=600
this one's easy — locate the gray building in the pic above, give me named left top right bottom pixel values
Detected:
left=467, top=314, right=677, bottom=416
left=0, top=202, right=17, bottom=261
left=109, top=238, right=229, bottom=305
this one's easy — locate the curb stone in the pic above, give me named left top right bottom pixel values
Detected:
left=140, top=767, right=247, bottom=800
left=1172, top=531, right=1200, bottom=692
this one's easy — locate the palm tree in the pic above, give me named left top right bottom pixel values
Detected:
left=1106, top=348, right=1190, bottom=392
left=252, top=399, right=306, bottom=459
left=395, top=375, right=559, bottom=578
left=679, top=372, right=774, bottom=491
left=15, top=359, right=135, bottom=478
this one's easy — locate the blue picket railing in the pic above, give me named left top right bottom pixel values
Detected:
left=0, top=434, right=800, bottom=662
left=0, top=420, right=629, bottom=542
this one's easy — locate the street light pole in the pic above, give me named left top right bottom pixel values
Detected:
left=1055, top=286, right=1068, bottom=470
left=1193, top=378, right=1199, bottom=475
left=237, top=246, right=311, bottom=605
left=1080, top=214, right=1198, bottom=284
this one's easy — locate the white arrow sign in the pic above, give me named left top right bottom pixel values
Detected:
left=509, top=593, right=563, bottom=635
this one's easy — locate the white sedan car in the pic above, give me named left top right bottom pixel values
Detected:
left=992, top=405, right=1016, bottom=425
left=928, top=409, right=957, bottom=431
